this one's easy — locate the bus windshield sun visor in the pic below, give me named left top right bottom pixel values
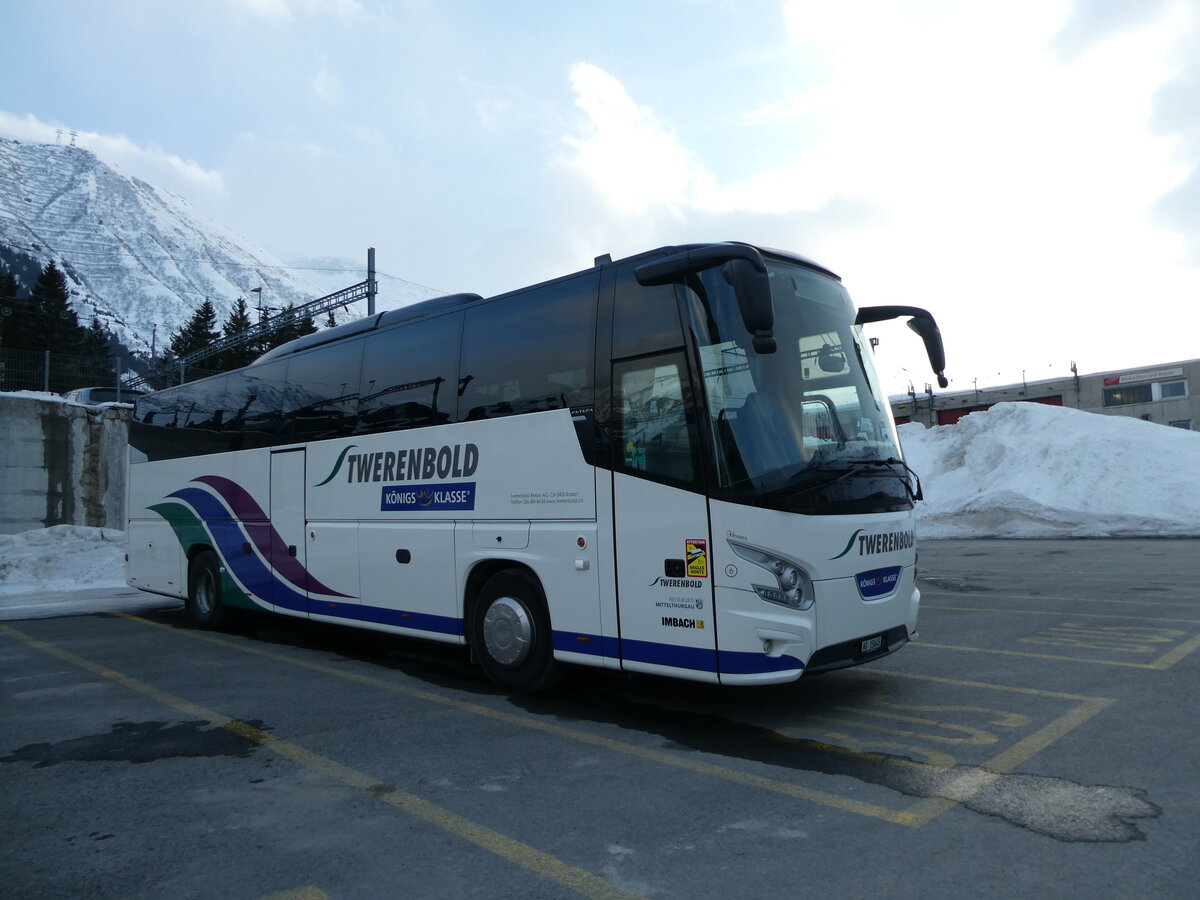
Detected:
left=634, top=244, right=776, bottom=353
left=855, top=305, right=949, bottom=388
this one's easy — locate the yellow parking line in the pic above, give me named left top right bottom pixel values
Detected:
left=919, top=589, right=1199, bottom=609
left=879, top=669, right=1105, bottom=701
left=110, top=613, right=1116, bottom=830
left=1147, top=632, right=1200, bottom=670
left=0, top=623, right=643, bottom=900
left=923, top=605, right=1200, bottom=625
left=109, top=614, right=919, bottom=825
left=901, top=696, right=1112, bottom=825
left=915, top=640, right=1200, bottom=669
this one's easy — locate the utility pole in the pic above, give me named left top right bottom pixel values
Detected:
left=367, top=247, right=377, bottom=316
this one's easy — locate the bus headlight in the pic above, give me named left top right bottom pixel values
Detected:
left=728, top=540, right=815, bottom=611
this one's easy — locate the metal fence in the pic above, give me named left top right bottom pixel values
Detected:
left=0, top=348, right=220, bottom=396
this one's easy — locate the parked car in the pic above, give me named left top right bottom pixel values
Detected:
left=62, top=386, right=147, bottom=405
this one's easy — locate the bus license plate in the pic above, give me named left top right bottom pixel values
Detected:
left=861, top=635, right=883, bottom=653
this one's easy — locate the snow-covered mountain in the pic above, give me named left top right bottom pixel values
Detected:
left=0, top=137, right=331, bottom=355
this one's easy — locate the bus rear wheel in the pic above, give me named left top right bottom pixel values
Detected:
left=187, top=550, right=232, bottom=629
left=471, top=569, right=560, bottom=693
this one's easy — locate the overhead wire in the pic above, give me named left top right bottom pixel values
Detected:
left=2, top=240, right=444, bottom=294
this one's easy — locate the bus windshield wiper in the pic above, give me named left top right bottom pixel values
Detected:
left=780, top=457, right=922, bottom=502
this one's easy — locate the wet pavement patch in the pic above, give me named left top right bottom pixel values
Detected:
left=919, top=576, right=993, bottom=592
left=1, top=720, right=265, bottom=768
left=516, top=688, right=1161, bottom=843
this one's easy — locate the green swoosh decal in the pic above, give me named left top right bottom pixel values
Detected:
left=830, top=528, right=863, bottom=560
left=314, top=445, right=358, bottom=486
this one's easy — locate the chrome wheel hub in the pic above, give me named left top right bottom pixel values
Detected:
left=195, top=570, right=215, bottom=616
left=482, top=597, right=532, bottom=667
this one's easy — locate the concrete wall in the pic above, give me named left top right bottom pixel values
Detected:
left=0, top=394, right=131, bottom=535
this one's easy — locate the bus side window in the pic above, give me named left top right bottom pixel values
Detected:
left=358, top=314, right=462, bottom=434
left=459, top=274, right=597, bottom=420
left=613, top=267, right=685, bottom=358
left=614, top=354, right=702, bottom=487
left=282, top=339, right=364, bottom=440
left=228, top=358, right=291, bottom=445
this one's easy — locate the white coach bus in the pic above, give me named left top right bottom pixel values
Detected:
left=126, top=242, right=948, bottom=691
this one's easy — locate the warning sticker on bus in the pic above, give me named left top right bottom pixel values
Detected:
left=686, top=539, right=708, bottom=578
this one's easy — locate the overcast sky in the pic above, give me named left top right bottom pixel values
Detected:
left=2, top=0, right=1198, bottom=395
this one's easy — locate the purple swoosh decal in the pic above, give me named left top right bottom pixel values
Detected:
left=184, top=475, right=353, bottom=599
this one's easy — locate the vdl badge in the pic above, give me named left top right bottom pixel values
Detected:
left=861, top=634, right=884, bottom=654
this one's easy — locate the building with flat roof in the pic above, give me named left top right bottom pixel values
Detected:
left=892, top=358, right=1197, bottom=430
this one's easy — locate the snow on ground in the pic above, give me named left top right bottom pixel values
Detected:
left=0, top=526, right=169, bottom=620
left=900, top=402, right=1200, bottom=538
left=0, top=525, right=128, bottom=595
left=1, top=401, right=1197, bottom=618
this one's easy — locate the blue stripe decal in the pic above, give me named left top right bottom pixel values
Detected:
left=356, top=605, right=464, bottom=635
left=619, top=638, right=718, bottom=672
left=309, top=599, right=463, bottom=636
left=555, top=633, right=803, bottom=674
left=552, top=631, right=618, bottom=657
left=168, top=487, right=309, bottom=613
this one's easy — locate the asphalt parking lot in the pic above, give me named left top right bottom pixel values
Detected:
left=3, top=538, right=1198, bottom=899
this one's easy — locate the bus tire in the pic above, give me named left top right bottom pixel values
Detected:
left=470, top=569, right=560, bottom=693
left=187, top=550, right=232, bottom=629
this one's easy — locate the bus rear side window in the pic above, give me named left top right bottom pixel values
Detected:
left=358, top=314, right=462, bottom=434
left=284, top=340, right=364, bottom=440
left=459, top=274, right=597, bottom=420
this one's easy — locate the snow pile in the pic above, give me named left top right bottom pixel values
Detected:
left=900, top=402, right=1200, bottom=538
left=0, top=525, right=127, bottom=598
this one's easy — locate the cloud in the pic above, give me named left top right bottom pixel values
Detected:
left=311, top=60, right=343, bottom=103
left=0, top=111, right=224, bottom=196
left=562, top=63, right=861, bottom=222
left=230, top=0, right=364, bottom=21
left=563, top=63, right=717, bottom=218
left=557, top=4, right=1200, bottom=391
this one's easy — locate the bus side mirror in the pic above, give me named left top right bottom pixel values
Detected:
left=906, top=317, right=947, bottom=386
left=722, top=259, right=776, bottom=354
left=856, top=305, right=948, bottom=388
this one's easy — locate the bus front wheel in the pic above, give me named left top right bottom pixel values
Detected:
left=187, top=550, right=232, bottom=629
left=471, top=569, right=560, bottom=693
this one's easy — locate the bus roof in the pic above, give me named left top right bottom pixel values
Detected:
left=252, top=241, right=839, bottom=365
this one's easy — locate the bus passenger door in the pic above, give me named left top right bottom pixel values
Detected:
left=269, top=448, right=310, bottom=616
left=612, top=354, right=717, bottom=680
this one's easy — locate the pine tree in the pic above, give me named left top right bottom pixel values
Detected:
left=259, top=304, right=317, bottom=352
left=0, top=267, right=22, bottom=349
left=217, top=297, right=257, bottom=370
left=296, top=311, right=317, bottom=339
left=324, top=309, right=337, bottom=329
left=168, top=299, right=222, bottom=361
left=82, top=315, right=111, bottom=358
left=24, top=261, right=83, bottom=353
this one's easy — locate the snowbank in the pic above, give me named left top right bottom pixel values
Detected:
left=0, top=525, right=128, bottom=597
left=900, top=402, right=1200, bottom=538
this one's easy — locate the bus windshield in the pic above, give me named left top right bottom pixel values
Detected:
left=684, top=258, right=911, bottom=514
